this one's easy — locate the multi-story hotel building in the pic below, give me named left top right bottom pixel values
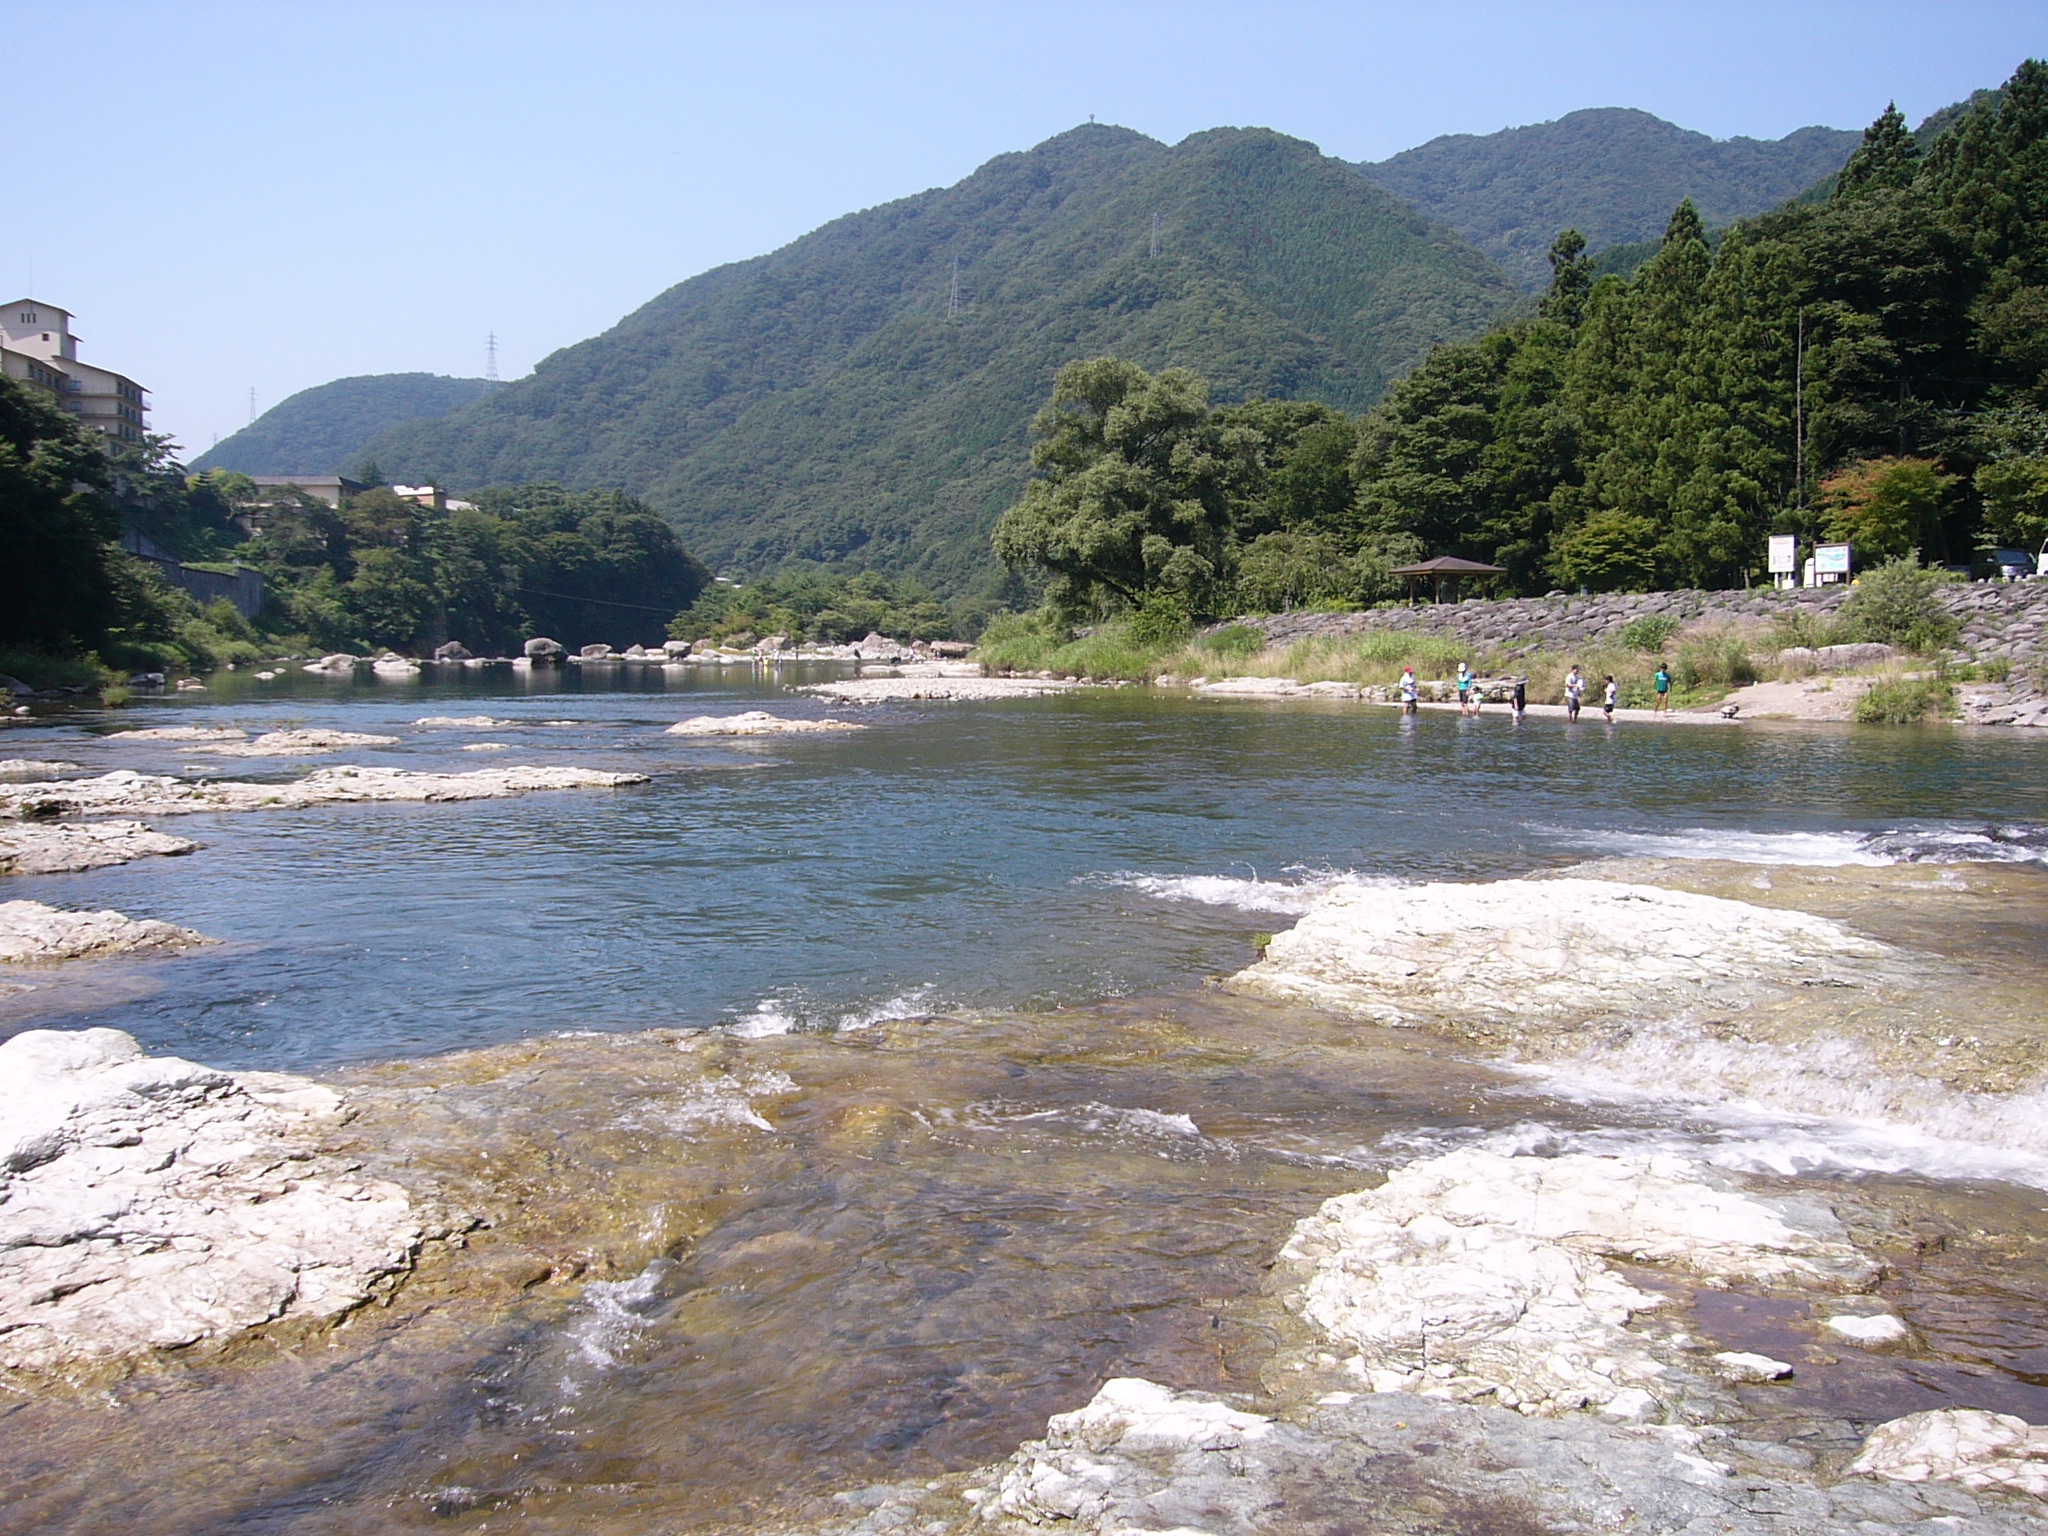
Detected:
left=0, top=299, right=148, bottom=443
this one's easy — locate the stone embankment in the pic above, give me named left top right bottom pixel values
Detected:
left=0, top=1028, right=431, bottom=1374
left=1243, top=581, right=2048, bottom=675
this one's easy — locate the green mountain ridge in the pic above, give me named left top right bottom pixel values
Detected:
left=365, top=124, right=1520, bottom=593
left=1358, top=107, right=1861, bottom=287
left=192, top=373, right=495, bottom=476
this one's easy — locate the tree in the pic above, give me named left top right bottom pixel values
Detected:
left=992, top=358, right=1248, bottom=617
left=1976, top=456, right=2048, bottom=551
left=1539, top=229, right=1593, bottom=327
left=0, top=374, right=118, bottom=653
left=1820, top=456, right=1957, bottom=563
left=1835, top=103, right=1919, bottom=198
left=1552, top=508, right=1660, bottom=591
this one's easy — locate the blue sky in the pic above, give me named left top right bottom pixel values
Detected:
left=12, top=1, right=2043, bottom=453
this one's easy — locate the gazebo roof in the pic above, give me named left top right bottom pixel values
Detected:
left=1389, top=556, right=1506, bottom=576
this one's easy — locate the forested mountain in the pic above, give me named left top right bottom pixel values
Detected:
left=990, top=63, right=2048, bottom=617
left=364, top=124, right=1520, bottom=595
left=1358, top=109, right=1860, bottom=287
left=192, top=373, right=495, bottom=475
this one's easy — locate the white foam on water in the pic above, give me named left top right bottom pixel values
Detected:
left=1097, top=867, right=1398, bottom=916
left=727, top=999, right=797, bottom=1037
left=835, top=987, right=936, bottom=1032
left=1533, top=821, right=2048, bottom=868
left=1494, top=1024, right=2048, bottom=1189
left=621, top=1069, right=796, bottom=1135
left=560, top=1260, right=670, bottom=1394
left=970, top=1098, right=1218, bottom=1154
left=1533, top=824, right=1894, bottom=867
left=726, top=988, right=939, bottom=1037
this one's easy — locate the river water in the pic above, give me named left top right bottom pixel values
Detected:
left=2, top=667, right=2046, bottom=1534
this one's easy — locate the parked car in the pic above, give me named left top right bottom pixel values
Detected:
left=1991, top=548, right=2039, bottom=580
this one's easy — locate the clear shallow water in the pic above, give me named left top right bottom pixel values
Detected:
left=5, top=667, right=2046, bottom=1070
left=7, top=670, right=2048, bottom=1535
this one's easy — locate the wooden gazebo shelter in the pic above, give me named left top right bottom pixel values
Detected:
left=1390, top=555, right=1506, bottom=604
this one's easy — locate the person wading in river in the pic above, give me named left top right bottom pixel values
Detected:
left=1654, top=660, right=1672, bottom=713
left=1564, top=665, right=1586, bottom=721
left=1399, top=666, right=1419, bottom=714
left=1602, top=674, right=1618, bottom=721
left=1455, top=661, right=1473, bottom=715
left=1511, top=677, right=1526, bottom=715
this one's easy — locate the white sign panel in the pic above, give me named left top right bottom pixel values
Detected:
left=1768, top=534, right=1797, bottom=574
left=1815, top=543, right=1852, bottom=575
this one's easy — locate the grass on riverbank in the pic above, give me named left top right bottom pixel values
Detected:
left=1854, top=670, right=1957, bottom=723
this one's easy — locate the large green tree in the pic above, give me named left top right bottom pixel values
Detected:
left=992, top=359, right=1253, bottom=616
left=0, top=375, right=118, bottom=653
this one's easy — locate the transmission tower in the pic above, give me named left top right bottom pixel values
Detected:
left=247, top=386, right=256, bottom=425
left=486, top=331, right=500, bottom=382
left=948, top=255, right=962, bottom=317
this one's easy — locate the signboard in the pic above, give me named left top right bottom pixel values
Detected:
left=1815, top=543, right=1852, bottom=576
left=1768, top=534, right=1797, bottom=574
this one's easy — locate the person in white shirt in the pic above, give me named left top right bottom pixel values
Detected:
left=1564, top=666, right=1586, bottom=720
left=1602, top=674, right=1618, bottom=720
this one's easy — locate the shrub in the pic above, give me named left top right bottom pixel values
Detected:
left=974, top=611, right=1061, bottom=673
left=1855, top=672, right=1955, bottom=723
left=1125, top=594, right=1193, bottom=648
left=0, top=647, right=114, bottom=691
left=1617, top=614, right=1679, bottom=652
left=1839, top=558, right=1959, bottom=649
left=1195, top=624, right=1265, bottom=658
left=1672, top=634, right=1757, bottom=694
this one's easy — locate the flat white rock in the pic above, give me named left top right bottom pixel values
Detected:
left=1849, top=1409, right=2048, bottom=1497
left=0, top=900, right=212, bottom=962
left=0, top=820, right=196, bottom=876
left=0, top=1028, right=423, bottom=1371
left=0, top=760, right=83, bottom=781
left=984, top=1378, right=1270, bottom=1525
left=1711, top=1350, right=1793, bottom=1382
left=1232, top=876, right=1887, bottom=1025
left=192, top=729, right=401, bottom=757
left=105, top=727, right=247, bottom=742
left=799, top=676, right=1080, bottom=702
left=0, top=765, right=648, bottom=819
left=1278, top=1148, right=1872, bottom=1414
left=413, top=716, right=514, bottom=728
left=1826, top=1312, right=1910, bottom=1345
left=666, top=711, right=864, bottom=736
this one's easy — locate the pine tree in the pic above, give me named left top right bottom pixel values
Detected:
left=1835, top=103, right=1919, bottom=198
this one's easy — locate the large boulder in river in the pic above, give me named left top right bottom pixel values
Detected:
left=578, top=644, right=614, bottom=660
left=663, top=639, right=694, bottom=659
left=433, top=641, right=472, bottom=662
left=523, top=637, right=565, bottom=664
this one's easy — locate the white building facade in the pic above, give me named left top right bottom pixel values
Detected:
left=0, top=300, right=148, bottom=443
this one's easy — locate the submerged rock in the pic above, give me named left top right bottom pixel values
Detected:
left=0, top=765, right=648, bottom=819
left=1848, top=1410, right=2048, bottom=1497
left=1276, top=1148, right=1873, bottom=1414
left=193, top=729, right=401, bottom=757
left=0, top=820, right=197, bottom=876
left=666, top=711, right=865, bottom=736
left=0, top=900, right=212, bottom=962
left=1231, top=876, right=1887, bottom=1027
left=0, top=1028, right=424, bottom=1374
left=0, top=759, right=84, bottom=781
left=413, top=715, right=514, bottom=728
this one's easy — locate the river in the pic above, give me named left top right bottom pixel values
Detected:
left=1, top=666, right=2044, bottom=1534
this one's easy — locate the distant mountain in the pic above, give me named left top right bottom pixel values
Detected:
left=1358, top=108, right=1861, bottom=287
left=364, top=124, right=1519, bottom=594
left=192, top=373, right=496, bottom=475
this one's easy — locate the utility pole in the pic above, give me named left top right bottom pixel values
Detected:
left=1150, top=212, right=1160, bottom=258
left=948, top=255, right=962, bottom=317
left=486, top=331, right=500, bottom=382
